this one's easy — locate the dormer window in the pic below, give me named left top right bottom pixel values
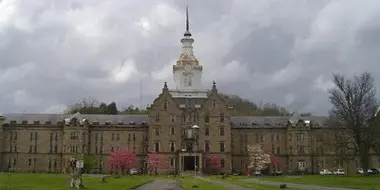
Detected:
left=33, top=121, right=40, bottom=124
left=22, top=120, right=28, bottom=124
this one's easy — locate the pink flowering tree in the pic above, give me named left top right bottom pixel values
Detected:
left=270, top=153, right=283, bottom=169
left=146, top=152, right=167, bottom=175
left=247, top=144, right=271, bottom=172
left=205, top=154, right=222, bottom=174
left=107, top=148, right=139, bottom=175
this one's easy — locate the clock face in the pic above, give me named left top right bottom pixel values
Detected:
left=184, top=64, right=192, bottom=71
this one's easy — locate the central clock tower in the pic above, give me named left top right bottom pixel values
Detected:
left=172, top=7, right=204, bottom=92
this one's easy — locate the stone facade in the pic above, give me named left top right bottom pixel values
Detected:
left=2, top=91, right=380, bottom=174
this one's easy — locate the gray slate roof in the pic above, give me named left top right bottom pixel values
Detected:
left=2, top=113, right=148, bottom=125
left=231, top=115, right=327, bottom=129
left=1, top=113, right=328, bottom=128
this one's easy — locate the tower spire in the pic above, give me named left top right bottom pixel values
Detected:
left=184, top=6, right=192, bottom=37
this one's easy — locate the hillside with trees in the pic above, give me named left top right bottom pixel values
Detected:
left=66, top=94, right=291, bottom=116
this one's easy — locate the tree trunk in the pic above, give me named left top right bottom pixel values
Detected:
left=360, top=153, right=370, bottom=176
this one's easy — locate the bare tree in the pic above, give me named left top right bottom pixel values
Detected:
left=325, top=117, right=356, bottom=173
left=66, top=96, right=101, bottom=114
left=328, top=72, right=380, bottom=175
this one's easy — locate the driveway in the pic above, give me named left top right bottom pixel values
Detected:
left=134, top=179, right=181, bottom=190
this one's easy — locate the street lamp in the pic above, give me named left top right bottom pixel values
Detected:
left=191, top=125, right=200, bottom=176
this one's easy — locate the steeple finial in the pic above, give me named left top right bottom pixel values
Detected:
left=184, top=6, right=192, bottom=37
left=163, top=81, right=168, bottom=91
left=212, top=80, right=217, bottom=92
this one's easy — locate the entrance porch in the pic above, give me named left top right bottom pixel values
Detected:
left=178, top=152, right=202, bottom=174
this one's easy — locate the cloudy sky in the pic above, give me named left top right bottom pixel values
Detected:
left=0, top=0, right=379, bottom=115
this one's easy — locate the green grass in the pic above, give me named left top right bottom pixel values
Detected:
left=0, top=173, right=151, bottom=190
left=261, top=175, right=380, bottom=190
left=0, top=173, right=230, bottom=190
left=208, top=176, right=300, bottom=190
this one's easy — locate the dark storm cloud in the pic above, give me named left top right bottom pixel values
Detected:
left=0, top=0, right=380, bottom=115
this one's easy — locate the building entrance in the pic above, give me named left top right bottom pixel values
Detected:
left=183, top=156, right=199, bottom=171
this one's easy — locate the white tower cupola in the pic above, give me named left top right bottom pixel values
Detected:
left=172, top=7, right=204, bottom=89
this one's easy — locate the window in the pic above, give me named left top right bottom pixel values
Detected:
left=204, top=142, right=210, bottom=152
left=276, top=147, right=280, bottom=155
left=297, top=145, right=305, bottom=154
left=316, top=135, right=323, bottom=142
left=170, top=115, right=176, bottom=123
left=297, top=160, right=306, bottom=170
left=164, top=100, right=168, bottom=110
left=296, top=133, right=305, bottom=141
left=155, top=113, right=160, bottom=122
left=48, top=159, right=52, bottom=170
left=184, top=77, right=188, bottom=87
left=170, top=158, right=175, bottom=167
left=276, top=135, right=280, bottom=141
left=220, top=113, right=224, bottom=123
left=186, top=143, right=193, bottom=151
left=205, top=114, right=209, bottom=123
left=219, top=142, right=225, bottom=152
left=219, top=127, right=225, bottom=136
left=154, top=142, right=160, bottom=152
left=204, top=127, right=209, bottom=136
left=260, top=135, right=264, bottom=142
left=70, top=132, right=78, bottom=140
left=155, top=128, right=160, bottom=136
left=133, top=134, right=136, bottom=141
left=112, top=133, right=115, bottom=141
left=170, top=126, right=175, bottom=135
left=221, top=159, right=225, bottom=168
left=116, top=134, right=120, bottom=141
left=128, top=134, right=131, bottom=142
left=169, top=142, right=175, bottom=152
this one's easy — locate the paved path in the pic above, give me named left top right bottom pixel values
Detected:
left=240, top=178, right=359, bottom=190
left=195, top=176, right=252, bottom=190
left=134, top=179, right=181, bottom=190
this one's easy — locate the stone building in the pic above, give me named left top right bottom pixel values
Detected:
left=0, top=9, right=379, bottom=175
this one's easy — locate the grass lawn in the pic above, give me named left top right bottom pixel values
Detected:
left=0, top=173, right=152, bottom=190
left=261, top=175, right=380, bottom=190
left=208, top=176, right=300, bottom=190
left=0, top=173, right=229, bottom=190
